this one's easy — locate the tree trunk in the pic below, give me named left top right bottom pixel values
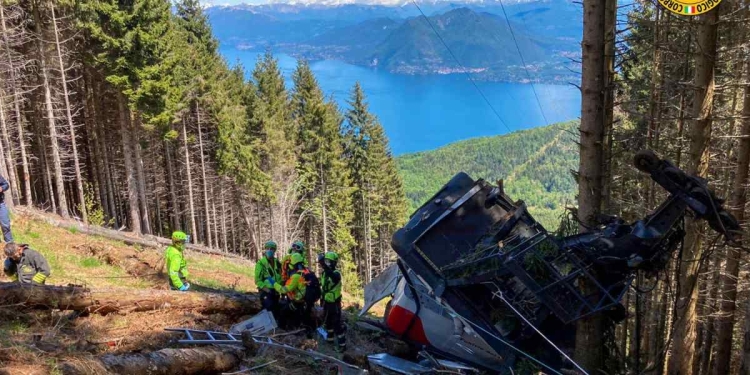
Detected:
left=182, top=119, right=197, bottom=243
left=668, top=8, right=719, bottom=375
left=164, top=139, right=179, bottom=231
left=728, top=61, right=750, bottom=375
left=131, top=113, right=150, bottom=234
left=0, top=282, right=261, bottom=315
left=117, top=95, right=141, bottom=234
left=601, top=0, right=616, bottom=212
left=51, top=5, right=86, bottom=223
left=0, top=4, right=31, bottom=206
left=196, top=103, right=212, bottom=247
left=33, top=0, right=68, bottom=218
left=60, top=346, right=244, bottom=375
left=0, top=98, right=13, bottom=203
left=575, top=0, right=607, bottom=372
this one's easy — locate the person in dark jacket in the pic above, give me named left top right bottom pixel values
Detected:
left=0, top=174, right=12, bottom=243
left=319, top=251, right=346, bottom=351
left=4, top=243, right=50, bottom=284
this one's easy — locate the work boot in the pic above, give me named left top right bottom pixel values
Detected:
left=335, top=333, right=347, bottom=353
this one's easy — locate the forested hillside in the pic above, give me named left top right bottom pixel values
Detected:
left=0, top=0, right=406, bottom=290
left=398, top=121, right=578, bottom=229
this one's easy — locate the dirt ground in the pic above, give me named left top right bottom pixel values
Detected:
left=0, top=211, right=393, bottom=375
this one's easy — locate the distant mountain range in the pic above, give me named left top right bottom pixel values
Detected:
left=206, top=0, right=581, bottom=83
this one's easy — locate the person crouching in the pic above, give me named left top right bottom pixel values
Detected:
left=3, top=242, right=50, bottom=285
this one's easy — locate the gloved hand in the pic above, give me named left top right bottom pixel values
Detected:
left=266, top=277, right=275, bottom=286
left=179, top=283, right=190, bottom=291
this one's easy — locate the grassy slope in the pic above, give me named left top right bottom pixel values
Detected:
left=0, top=212, right=378, bottom=375
left=8, top=212, right=257, bottom=291
left=397, top=121, right=579, bottom=229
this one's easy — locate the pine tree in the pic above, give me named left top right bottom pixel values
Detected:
left=343, top=82, right=406, bottom=282
left=293, top=60, right=355, bottom=285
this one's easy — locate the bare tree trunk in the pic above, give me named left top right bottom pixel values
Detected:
left=0, top=91, right=18, bottom=207
left=0, top=5, right=31, bottom=206
left=33, top=0, right=68, bottom=218
left=164, top=139, right=179, bottom=230
left=195, top=103, right=212, bottom=247
left=0, top=97, right=13, bottom=202
left=182, top=119, right=197, bottom=243
left=131, top=113, right=150, bottom=233
left=601, top=0, right=616, bottom=212
left=117, top=94, right=141, bottom=234
left=668, top=8, right=719, bottom=375
left=221, top=184, right=228, bottom=253
left=729, top=61, right=750, bottom=375
left=50, top=5, right=85, bottom=223
left=575, top=0, right=607, bottom=372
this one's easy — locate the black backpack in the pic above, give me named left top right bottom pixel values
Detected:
left=302, top=269, right=322, bottom=304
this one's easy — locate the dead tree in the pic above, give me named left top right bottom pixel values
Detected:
left=0, top=3, right=31, bottom=205
left=32, top=0, right=67, bottom=218
left=50, top=4, right=85, bottom=223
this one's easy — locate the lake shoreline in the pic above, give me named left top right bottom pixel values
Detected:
left=232, top=44, right=579, bottom=86
left=222, top=47, right=582, bottom=155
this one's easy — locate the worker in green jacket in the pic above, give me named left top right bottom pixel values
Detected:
left=319, top=251, right=346, bottom=351
left=255, top=240, right=282, bottom=317
left=281, top=240, right=307, bottom=282
left=4, top=243, right=50, bottom=285
left=165, top=231, right=190, bottom=291
left=274, top=253, right=315, bottom=332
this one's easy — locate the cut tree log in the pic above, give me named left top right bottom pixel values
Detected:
left=0, top=282, right=261, bottom=315
left=61, top=346, right=245, bottom=375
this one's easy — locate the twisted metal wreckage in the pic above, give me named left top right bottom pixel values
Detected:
left=174, top=150, right=741, bottom=374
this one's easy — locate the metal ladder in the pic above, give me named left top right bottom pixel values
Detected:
left=165, top=328, right=367, bottom=375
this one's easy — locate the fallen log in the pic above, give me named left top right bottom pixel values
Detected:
left=61, top=346, right=245, bottom=375
left=0, top=282, right=261, bottom=315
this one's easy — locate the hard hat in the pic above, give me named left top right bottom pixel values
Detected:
left=290, top=252, right=305, bottom=266
left=291, top=240, right=305, bottom=253
left=325, top=252, right=339, bottom=262
left=264, top=241, right=277, bottom=251
left=172, top=231, right=188, bottom=242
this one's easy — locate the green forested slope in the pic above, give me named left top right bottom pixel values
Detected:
left=397, top=121, right=579, bottom=229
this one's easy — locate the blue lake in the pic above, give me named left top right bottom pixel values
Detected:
left=220, top=47, right=581, bottom=155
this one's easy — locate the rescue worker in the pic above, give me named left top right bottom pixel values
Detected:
left=165, top=231, right=190, bottom=291
left=274, top=253, right=315, bottom=334
left=281, top=240, right=307, bottom=282
left=3, top=242, right=50, bottom=284
left=319, top=251, right=346, bottom=351
left=255, top=240, right=282, bottom=316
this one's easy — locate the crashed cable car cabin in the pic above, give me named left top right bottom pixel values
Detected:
left=364, top=150, right=739, bottom=373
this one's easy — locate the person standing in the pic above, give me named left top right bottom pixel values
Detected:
left=0, top=174, right=13, bottom=243
left=319, top=251, right=346, bottom=351
left=281, top=240, right=307, bottom=282
left=4, top=243, right=50, bottom=284
left=255, top=240, right=282, bottom=317
left=165, top=231, right=190, bottom=291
